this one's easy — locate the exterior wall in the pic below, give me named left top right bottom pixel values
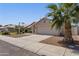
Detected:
left=35, top=19, right=60, bottom=35
left=31, top=24, right=36, bottom=33
left=59, top=25, right=78, bottom=35
left=27, top=22, right=36, bottom=33
left=71, top=26, right=78, bottom=35
left=0, top=28, right=9, bottom=32
left=32, top=17, right=78, bottom=35
left=77, top=26, right=79, bottom=35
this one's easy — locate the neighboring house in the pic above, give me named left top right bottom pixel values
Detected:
left=0, top=27, right=8, bottom=32
left=4, top=24, right=16, bottom=32
left=4, top=24, right=15, bottom=28
left=27, top=17, right=79, bottom=35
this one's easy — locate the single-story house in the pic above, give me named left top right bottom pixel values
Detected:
left=27, top=17, right=79, bottom=35
left=0, top=27, right=8, bottom=32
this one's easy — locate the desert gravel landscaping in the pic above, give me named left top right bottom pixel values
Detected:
left=40, top=36, right=64, bottom=47
left=40, top=35, right=79, bottom=49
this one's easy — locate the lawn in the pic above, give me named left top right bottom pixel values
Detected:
left=8, top=33, right=31, bottom=38
left=0, top=31, right=31, bottom=38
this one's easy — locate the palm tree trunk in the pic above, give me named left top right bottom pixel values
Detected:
left=63, top=20, right=74, bottom=44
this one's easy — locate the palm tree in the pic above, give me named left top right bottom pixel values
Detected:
left=47, top=3, right=79, bottom=45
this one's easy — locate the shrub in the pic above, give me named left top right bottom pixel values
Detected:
left=26, top=28, right=32, bottom=33
left=2, top=31, right=10, bottom=35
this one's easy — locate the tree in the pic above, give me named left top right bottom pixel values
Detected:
left=47, top=3, right=79, bottom=45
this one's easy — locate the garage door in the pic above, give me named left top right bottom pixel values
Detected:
left=37, top=27, right=51, bottom=34
left=37, top=25, right=60, bottom=35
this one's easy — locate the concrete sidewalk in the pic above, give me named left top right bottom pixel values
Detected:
left=0, top=35, right=79, bottom=56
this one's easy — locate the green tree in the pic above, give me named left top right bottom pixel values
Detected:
left=47, top=3, right=79, bottom=45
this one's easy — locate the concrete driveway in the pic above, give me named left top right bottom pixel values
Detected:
left=0, top=40, right=38, bottom=56
left=0, top=34, right=79, bottom=56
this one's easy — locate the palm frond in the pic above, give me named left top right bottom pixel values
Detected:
left=47, top=3, right=79, bottom=31
left=48, top=12, right=54, bottom=17
left=47, top=4, right=58, bottom=11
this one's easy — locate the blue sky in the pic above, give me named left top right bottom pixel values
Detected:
left=0, top=3, right=50, bottom=25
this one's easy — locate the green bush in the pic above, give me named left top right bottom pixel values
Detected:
left=24, top=28, right=32, bottom=33
left=2, top=31, right=10, bottom=35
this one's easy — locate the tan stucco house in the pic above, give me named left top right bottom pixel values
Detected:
left=27, top=17, right=78, bottom=35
